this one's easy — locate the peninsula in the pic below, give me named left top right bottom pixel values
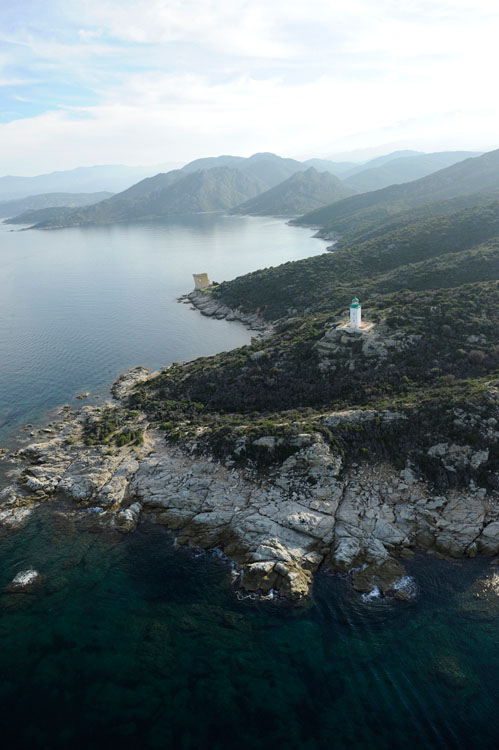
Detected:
left=3, top=148, right=499, bottom=601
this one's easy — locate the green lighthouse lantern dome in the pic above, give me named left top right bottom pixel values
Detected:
left=350, top=296, right=360, bottom=308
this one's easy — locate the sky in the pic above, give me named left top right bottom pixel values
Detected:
left=1, top=0, right=499, bottom=175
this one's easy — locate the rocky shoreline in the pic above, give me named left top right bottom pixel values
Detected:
left=179, top=289, right=274, bottom=337
left=1, top=365, right=499, bottom=601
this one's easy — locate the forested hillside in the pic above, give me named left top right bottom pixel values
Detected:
left=83, top=150, right=499, bottom=487
left=29, top=153, right=327, bottom=228
left=295, top=149, right=499, bottom=239
left=231, top=167, right=355, bottom=216
left=211, top=200, right=499, bottom=319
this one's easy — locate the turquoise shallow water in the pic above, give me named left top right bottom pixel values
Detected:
left=2, top=216, right=499, bottom=748
left=1, top=506, right=499, bottom=749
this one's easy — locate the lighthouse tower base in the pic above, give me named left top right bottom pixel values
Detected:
left=336, top=320, right=375, bottom=335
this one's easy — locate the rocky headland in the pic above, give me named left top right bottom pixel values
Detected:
left=2, top=361, right=498, bottom=602
left=5, top=197, right=499, bottom=603
left=181, top=289, right=273, bottom=336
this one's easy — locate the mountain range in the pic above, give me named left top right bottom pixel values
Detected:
left=2, top=148, right=494, bottom=230
left=0, top=192, right=113, bottom=219
left=26, top=153, right=340, bottom=228
left=181, top=152, right=312, bottom=187
left=343, top=151, right=480, bottom=192
left=339, top=149, right=423, bottom=176
left=230, top=167, right=355, bottom=216
left=295, top=149, right=499, bottom=239
left=0, top=164, right=179, bottom=201
left=29, top=165, right=267, bottom=228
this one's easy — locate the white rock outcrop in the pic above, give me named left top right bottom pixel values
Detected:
left=2, top=371, right=498, bottom=600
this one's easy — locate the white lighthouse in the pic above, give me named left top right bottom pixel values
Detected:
left=350, top=296, right=361, bottom=329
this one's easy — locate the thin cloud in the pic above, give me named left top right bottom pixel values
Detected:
left=1, top=0, right=499, bottom=172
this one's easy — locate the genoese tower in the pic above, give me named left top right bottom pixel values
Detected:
left=350, top=296, right=361, bottom=329
left=193, top=273, right=211, bottom=290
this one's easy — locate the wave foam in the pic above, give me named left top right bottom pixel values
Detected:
left=361, top=586, right=381, bottom=602
left=392, top=575, right=418, bottom=599
left=12, top=569, right=39, bottom=586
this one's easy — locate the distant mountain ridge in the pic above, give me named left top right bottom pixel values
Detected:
left=344, top=151, right=481, bottom=192
left=230, top=167, right=356, bottom=216
left=181, top=152, right=310, bottom=188
left=16, top=167, right=261, bottom=228
left=32, top=166, right=269, bottom=228
left=0, top=164, right=178, bottom=201
left=340, top=150, right=423, bottom=177
left=137, top=167, right=267, bottom=214
left=0, top=192, right=113, bottom=219
left=15, top=148, right=494, bottom=230
left=30, top=153, right=349, bottom=229
left=295, top=149, right=499, bottom=236
left=302, top=158, right=358, bottom=175
left=4, top=206, right=90, bottom=225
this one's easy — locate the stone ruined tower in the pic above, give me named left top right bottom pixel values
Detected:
left=193, top=273, right=211, bottom=290
left=350, top=296, right=361, bottom=329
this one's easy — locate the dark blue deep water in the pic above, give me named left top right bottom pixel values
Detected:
left=1, top=216, right=499, bottom=748
left=2, top=510, right=499, bottom=749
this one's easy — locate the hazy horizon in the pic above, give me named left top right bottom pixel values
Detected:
left=2, top=1, right=499, bottom=174
left=0, top=146, right=491, bottom=180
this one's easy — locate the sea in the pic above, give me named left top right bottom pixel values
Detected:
left=1, top=215, right=499, bottom=749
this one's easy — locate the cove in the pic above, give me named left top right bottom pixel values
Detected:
left=0, top=214, right=327, bottom=442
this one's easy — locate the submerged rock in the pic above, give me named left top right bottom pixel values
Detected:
left=430, top=653, right=474, bottom=690
left=116, top=502, right=142, bottom=532
left=352, top=559, right=405, bottom=595
left=5, top=569, right=41, bottom=592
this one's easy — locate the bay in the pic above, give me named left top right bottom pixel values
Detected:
left=0, top=214, right=327, bottom=441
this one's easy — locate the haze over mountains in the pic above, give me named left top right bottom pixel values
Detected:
left=0, top=147, right=491, bottom=229
left=343, top=151, right=480, bottom=192
left=230, top=168, right=355, bottom=216
left=23, top=153, right=327, bottom=228
left=296, top=149, right=499, bottom=239
left=301, top=159, right=358, bottom=175
left=339, top=150, right=423, bottom=176
left=180, top=152, right=313, bottom=188
left=0, top=164, right=178, bottom=201
left=0, top=192, right=113, bottom=219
